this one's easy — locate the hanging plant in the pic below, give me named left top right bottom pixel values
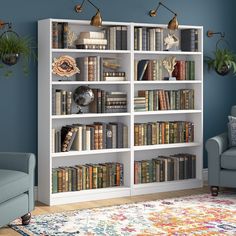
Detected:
left=205, top=35, right=236, bottom=76
left=0, top=29, right=35, bottom=77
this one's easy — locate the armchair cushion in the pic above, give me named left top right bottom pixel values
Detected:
left=221, top=147, right=236, bottom=170
left=0, top=169, right=29, bottom=204
left=228, top=116, right=236, bottom=147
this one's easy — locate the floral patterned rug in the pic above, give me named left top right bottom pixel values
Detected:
left=10, top=193, right=236, bottom=235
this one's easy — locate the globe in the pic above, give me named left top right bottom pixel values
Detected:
left=73, top=86, right=94, bottom=113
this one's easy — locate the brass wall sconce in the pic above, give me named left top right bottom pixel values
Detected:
left=207, top=30, right=225, bottom=38
left=149, top=2, right=178, bottom=30
left=75, top=0, right=102, bottom=27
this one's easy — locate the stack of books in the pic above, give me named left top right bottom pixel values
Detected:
left=52, top=162, right=124, bottom=193
left=134, top=97, right=146, bottom=112
left=89, top=90, right=127, bottom=113
left=134, top=121, right=194, bottom=146
left=51, top=122, right=128, bottom=153
left=134, top=153, right=196, bottom=184
left=76, top=31, right=107, bottom=50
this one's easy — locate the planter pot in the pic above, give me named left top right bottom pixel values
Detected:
left=2, top=53, right=20, bottom=66
left=215, top=64, right=230, bottom=76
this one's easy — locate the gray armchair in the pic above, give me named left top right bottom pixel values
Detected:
left=0, top=152, right=36, bottom=227
left=206, top=105, right=236, bottom=196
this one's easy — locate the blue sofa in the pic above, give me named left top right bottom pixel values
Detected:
left=0, top=152, right=36, bottom=227
left=206, top=106, right=236, bottom=196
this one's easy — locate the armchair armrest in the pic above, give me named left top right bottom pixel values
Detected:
left=0, top=152, right=36, bottom=175
left=205, top=132, right=228, bottom=186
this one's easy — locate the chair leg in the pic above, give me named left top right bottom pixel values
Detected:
left=21, top=213, right=31, bottom=225
left=211, top=186, right=219, bottom=196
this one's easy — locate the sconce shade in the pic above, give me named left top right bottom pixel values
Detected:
left=90, top=11, right=102, bottom=27
left=168, top=15, right=178, bottom=30
left=149, top=2, right=178, bottom=30
left=75, top=0, right=102, bottom=27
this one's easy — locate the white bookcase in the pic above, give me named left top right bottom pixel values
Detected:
left=38, top=18, right=203, bottom=205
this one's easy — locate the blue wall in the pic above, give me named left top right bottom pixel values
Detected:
left=0, top=0, right=235, bottom=181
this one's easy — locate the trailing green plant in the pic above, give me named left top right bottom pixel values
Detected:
left=205, top=48, right=236, bottom=76
left=0, top=33, right=35, bottom=77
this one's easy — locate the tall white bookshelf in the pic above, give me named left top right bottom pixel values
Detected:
left=38, top=18, right=203, bottom=205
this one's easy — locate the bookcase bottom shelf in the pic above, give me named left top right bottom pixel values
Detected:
left=131, top=179, right=203, bottom=196
left=49, top=186, right=130, bottom=205
left=44, top=179, right=203, bottom=205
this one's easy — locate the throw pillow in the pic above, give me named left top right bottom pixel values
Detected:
left=228, top=116, right=236, bottom=146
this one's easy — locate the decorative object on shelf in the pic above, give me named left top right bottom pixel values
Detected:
left=205, top=31, right=236, bottom=76
left=149, top=2, right=178, bottom=30
left=73, top=86, right=94, bottom=113
left=52, top=55, right=80, bottom=77
left=164, top=33, right=179, bottom=50
left=75, top=0, right=102, bottom=27
left=0, top=20, right=35, bottom=76
left=162, top=56, right=177, bottom=80
left=67, top=28, right=77, bottom=48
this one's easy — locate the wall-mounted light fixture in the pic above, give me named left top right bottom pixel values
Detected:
left=149, top=2, right=178, bottom=30
left=75, top=0, right=102, bottom=27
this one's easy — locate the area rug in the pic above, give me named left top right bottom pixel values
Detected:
left=10, top=193, right=236, bottom=235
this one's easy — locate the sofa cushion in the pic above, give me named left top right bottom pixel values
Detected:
left=221, top=147, right=236, bottom=170
left=0, top=169, right=29, bottom=204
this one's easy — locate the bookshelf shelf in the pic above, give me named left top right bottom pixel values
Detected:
left=133, top=81, right=202, bottom=84
left=134, top=110, right=202, bottom=116
left=133, top=142, right=201, bottom=151
left=52, top=148, right=131, bottom=157
left=38, top=18, right=203, bottom=205
left=52, top=81, right=131, bottom=85
left=134, top=51, right=202, bottom=55
left=52, top=49, right=131, bottom=54
left=52, top=113, right=131, bottom=119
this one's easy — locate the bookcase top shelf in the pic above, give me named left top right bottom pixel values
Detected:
left=134, top=51, right=202, bottom=55
left=133, top=81, right=202, bottom=84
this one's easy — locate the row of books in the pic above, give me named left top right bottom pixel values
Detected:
left=104, top=26, right=128, bottom=50
left=52, top=22, right=69, bottom=49
left=134, top=121, right=194, bottom=146
left=134, top=89, right=194, bottom=112
left=75, top=27, right=128, bottom=50
left=134, top=27, right=199, bottom=52
left=76, top=56, right=126, bottom=81
left=52, top=162, right=124, bottom=193
left=135, top=59, right=195, bottom=81
left=89, top=90, right=127, bottom=113
left=134, top=153, right=196, bottom=184
left=181, top=29, right=199, bottom=52
left=134, top=27, right=164, bottom=51
left=172, top=60, right=195, bottom=80
left=53, top=89, right=72, bottom=115
left=52, top=122, right=128, bottom=153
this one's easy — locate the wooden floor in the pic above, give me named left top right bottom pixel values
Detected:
left=0, top=186, right=209, bottom=236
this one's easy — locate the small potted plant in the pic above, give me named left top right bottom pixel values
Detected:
left=0, top=32, right=34, bottom=76
left=205, top=48, right=236, bottom=76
